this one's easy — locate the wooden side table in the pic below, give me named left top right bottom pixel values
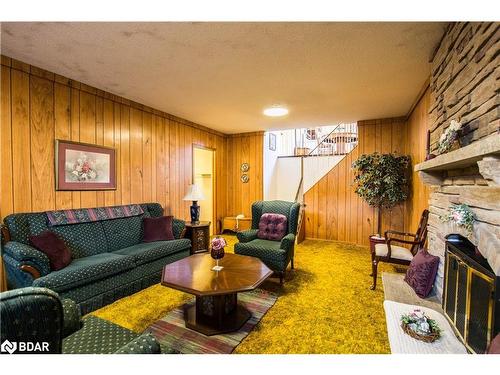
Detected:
left=221, top=217, right=252, bottom=233
left=184, top=221, right=211, bottom=254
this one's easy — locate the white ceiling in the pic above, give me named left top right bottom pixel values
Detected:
left=1, top=22, right=446, bottom=134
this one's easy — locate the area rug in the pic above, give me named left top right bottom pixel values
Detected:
left=92, top=235, right=398, bottom=353
left=145, top=289, right=277, bottom=354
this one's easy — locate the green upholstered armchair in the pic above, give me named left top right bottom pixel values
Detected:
left=234, top=200, right=300, bottom=283
left=0, top=287, right=161, bottom=354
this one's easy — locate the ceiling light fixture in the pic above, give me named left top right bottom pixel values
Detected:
left=263, top=106, right=289, bottom=117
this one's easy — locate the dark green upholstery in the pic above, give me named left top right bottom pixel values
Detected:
left=32, top=253, right=136, bottom=292
left=63, top=316, right=161, bottom=354
left=2, top=203, right=190, bottom=313
left=114, top=239, right=191, bottom=265
left=0, top=287, right=161, bottom=354
left=235, top=200, right=300, bottom=279
left=0, top=287, right=65, bottom=353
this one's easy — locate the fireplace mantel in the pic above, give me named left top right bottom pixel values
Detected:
left=415, top=134, right=500, bottom=186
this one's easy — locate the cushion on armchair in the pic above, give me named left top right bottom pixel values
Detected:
left=257, top=213, right=288, bottom=241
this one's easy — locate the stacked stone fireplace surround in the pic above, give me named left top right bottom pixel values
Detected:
left=418, top=22, right=500, bottom=300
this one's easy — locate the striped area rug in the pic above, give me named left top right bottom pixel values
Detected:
left=146, top=289, right=278, bottom=354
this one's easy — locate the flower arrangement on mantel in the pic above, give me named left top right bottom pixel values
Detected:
left=401, top=309, right=441, bottom=343
left=437, top=119, right=462, bottom=155
left=440, top=203, right=476, bottom=235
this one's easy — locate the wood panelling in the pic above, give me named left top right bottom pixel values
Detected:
left=226, top=133, right=264, bottom=218
left=0, top=56, right=231, bottom=228
left=304, top=117, right=409, bottom=246
left=405, top=88, right=431, bottom=234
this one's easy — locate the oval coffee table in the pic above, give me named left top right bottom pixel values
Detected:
left=161, top=253, right=273, bottom=336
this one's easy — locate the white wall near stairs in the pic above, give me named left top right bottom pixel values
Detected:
left=265, top=155, right=345, bottom=201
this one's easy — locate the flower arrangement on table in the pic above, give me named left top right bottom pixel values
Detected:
left=440, top=203, right=476, bottom=235
left=211, top=236, right=227, bottom=271
left=401, top=309, right=441, bottom=343
left=437, top=119, right=462, bottom=154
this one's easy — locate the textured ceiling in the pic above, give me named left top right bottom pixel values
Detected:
left=1, top=22, right=446, bottom=133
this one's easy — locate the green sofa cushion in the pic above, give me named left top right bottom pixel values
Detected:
left=63, top=316, right=139, bottom=354
left=51, top=222, right=108, bottom=259
left=234, top=239, right=287, bottom=272
left=113, top=239, right=191, bottom=265
left=102, top=215, right=149, bottom=252
left=33, top=253, right=135, bottom=292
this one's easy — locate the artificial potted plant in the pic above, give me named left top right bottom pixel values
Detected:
left=352, top=153, right=411, bottom=235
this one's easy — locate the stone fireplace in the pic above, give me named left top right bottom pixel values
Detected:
left=418, top=21, right=500, bottom=300
left=416, top=135, right=500, bottom=300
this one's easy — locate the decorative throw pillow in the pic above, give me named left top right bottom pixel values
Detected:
left=29, top=231, right=72, bottom=271
left=404, top=249, right=440, bottom=298
left=487, top=333, right=500, bottom=354
left=257, top=213, right=288, bottom=241
left=143, top=216, right=174, bottom=242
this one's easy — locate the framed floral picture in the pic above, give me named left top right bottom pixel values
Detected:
left=55, top=140, right=116, bottom=190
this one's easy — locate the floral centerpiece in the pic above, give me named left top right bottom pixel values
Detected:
left=440, top=203, right=476, bottom=235
left=211, top=236, right=227, bottom=271
left=437, top=119, right=462, bottom=154
left=401, top=309, right=441, bottom=343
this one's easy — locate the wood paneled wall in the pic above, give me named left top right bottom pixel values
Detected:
left=304, top=117, right=409, bottom=246
left=405, top=88, right=431, bottom=233
left=226, top=132, right=264, bottom=218
left=0, top=56, right=232, bottom=227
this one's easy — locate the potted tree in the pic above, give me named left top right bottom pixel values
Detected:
left=352, top=153, right=411, bottom=235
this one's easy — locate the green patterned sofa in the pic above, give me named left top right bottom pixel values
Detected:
left=1, top=203, right=190, bottom=314
left=234, top=200, right=300, bottom=283
left=0, top=287, right=162, bottom=354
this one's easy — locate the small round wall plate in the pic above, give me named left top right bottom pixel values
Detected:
left=240, top=174, right=249, bottom=183
left=240, top=162, right=250, bottom=172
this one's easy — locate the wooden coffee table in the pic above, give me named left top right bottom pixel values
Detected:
left=161, top=253, right=273, bottom=336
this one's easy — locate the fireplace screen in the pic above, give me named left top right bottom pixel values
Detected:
left=443, top=234, right=498, bottom=354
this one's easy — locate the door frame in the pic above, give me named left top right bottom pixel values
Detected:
left=192, top=144, right=216, bottom=234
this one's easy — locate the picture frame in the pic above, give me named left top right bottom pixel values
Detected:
left=269, top=133, right=276, bottom=151
left=55, top=140, right=116, bottom=191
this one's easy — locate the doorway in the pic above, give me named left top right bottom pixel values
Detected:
left=192, top=145, right=215, bottom=235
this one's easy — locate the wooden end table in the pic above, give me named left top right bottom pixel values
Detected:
left=161, top=253, right=272, bottom=336
left=184, top=221, right=210, bottom=254
left=221, top=216, right=252, bottom=233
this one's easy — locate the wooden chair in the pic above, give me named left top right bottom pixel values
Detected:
left=370, top=209, right=429, bottom=290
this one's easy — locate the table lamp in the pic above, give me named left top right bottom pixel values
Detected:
left=183, top=184, right=205, bottom=223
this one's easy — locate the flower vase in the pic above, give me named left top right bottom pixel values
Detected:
left=211, top=246, right=225, bottom=271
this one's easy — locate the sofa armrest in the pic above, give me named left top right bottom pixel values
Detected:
left=114, top=333, right=161, bottom=354
left=62, top=299, right=82, bottom=338
left=172, top=218, right=186, bottom=240
left=3, top=241, right=51, bottom=277
left=280, top=233, right=295, bottom=252
left=237, top=229, right=259, bottom=243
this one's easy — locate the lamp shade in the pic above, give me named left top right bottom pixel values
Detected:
left=183, top=184, right=205, bottom=201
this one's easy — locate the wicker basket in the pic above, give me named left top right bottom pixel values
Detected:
left=401, top=322, right=440, bottom=343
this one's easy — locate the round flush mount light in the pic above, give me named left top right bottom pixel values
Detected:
left=263, top=106, right=289, bottom=117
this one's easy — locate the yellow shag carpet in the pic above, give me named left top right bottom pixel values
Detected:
left=90, top=236, right=402, bottom=353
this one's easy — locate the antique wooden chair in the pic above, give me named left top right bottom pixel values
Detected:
left=370, top=209, right=429, bottom=290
